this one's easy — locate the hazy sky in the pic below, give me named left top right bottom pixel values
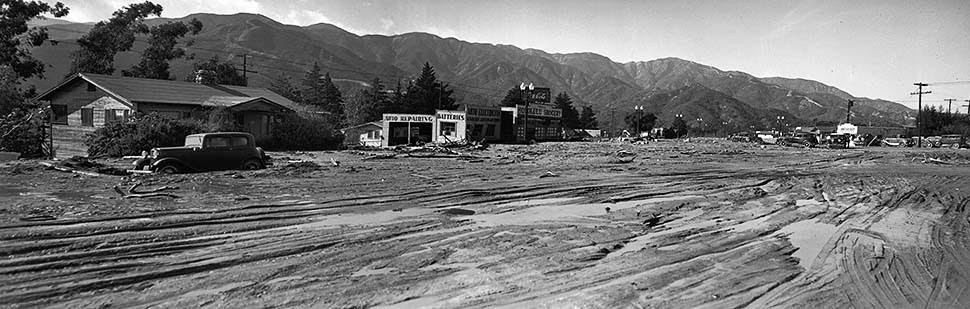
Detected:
left=56, top=0, right=970, bottom=109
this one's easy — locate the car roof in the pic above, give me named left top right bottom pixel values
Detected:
left=187, top=132, right=253, bottom=138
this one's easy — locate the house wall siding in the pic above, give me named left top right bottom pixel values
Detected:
left=44, top=79, right=132, bottom=127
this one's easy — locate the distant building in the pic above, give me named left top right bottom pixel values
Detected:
left=500, top=103, right=563, bottom=142
left=341, top=121, right=383, bottom=147
left=380, top=105, right=504, bottom=147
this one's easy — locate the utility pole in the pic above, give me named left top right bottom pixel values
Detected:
left=609, top=107, right=615, bottom=137
left=911, top=83, right=930, bottom=148
left=634, top=105, right=643, bottom=137
left=235, top=54, right=257, bottom=85
left=519, top=82, right=534, bottom=143
left=845, top=99, right=854, bottom=124
left=944, top=98, right=956, bottom=114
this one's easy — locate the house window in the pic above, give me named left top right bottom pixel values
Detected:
left=86, top=82, right=96, bottom=92
left=104, top=109, right=129, bottom=123
left=367, top=130, right=380, bottom=139
left=440, top=122, right=456, bottom=136
left=80, top=108, right=93, bottom=126
left=485, top=124, right=496, bottom=136
left=51, top=105, right=68, bottom=124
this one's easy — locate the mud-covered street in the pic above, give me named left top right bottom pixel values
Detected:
left=2, top=140, right=970, bottom=308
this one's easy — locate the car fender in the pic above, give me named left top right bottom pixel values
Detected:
left=150, top=158, right=190, bottom=171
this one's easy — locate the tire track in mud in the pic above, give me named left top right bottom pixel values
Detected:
left=1, top=165, right=789, bottom=307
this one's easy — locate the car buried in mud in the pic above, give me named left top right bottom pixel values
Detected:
left=134, top=132, right=272, bottom=173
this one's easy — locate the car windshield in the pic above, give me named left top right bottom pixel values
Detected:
left=184, top=136, right=203, bottom=147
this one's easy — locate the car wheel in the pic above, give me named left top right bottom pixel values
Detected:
left=241, top=159, right=264, bottom=170
left=156, top=163, right=180, bottom=174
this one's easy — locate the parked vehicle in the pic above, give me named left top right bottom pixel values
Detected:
left=776, top=136, right=813, bottom=147
left=134, top=132, right=272, bottom=173
left=880, top=137, right=909, bottom=147
left=755, top=131, right=777, bottom=144
left=728, top=132, right=759, bottom=143
left=938, top=134, right=967, bottom=149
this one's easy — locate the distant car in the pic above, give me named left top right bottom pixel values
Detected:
left=728, top=132, right=759, bottom=143
left=880, top=137, right=909, bottom=147
left=938, top=134, right=967, bottom=149
left=915, top=136, right=942, bottom=148
left=776, top=136, right=812, bottom=147
left=135, top=132, right=272, bottom=173
left=755, top=131, right=777, bottom=144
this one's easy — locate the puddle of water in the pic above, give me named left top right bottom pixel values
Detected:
left=475, top=195, right=702, bottom=227
left=776, top=219, right=838, bottom=269
left=494, top=197, right=583, bottom=207
left=291, top=207, right=434, bottom=229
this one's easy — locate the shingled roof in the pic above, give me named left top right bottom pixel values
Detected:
left=37, top=73, right=301, bottom=111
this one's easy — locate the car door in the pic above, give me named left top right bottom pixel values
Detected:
left=228, top=135, right=253, bottom=168
left=200, top=135, right=233, bottom=171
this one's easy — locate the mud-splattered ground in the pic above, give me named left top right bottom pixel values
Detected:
left=2, top=139, right=969, bottom=308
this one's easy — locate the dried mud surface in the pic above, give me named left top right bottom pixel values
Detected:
left=2, top=139, right=969, bottom=308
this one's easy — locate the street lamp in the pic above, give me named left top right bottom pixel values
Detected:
left=634, top=105, right=644, bottom=137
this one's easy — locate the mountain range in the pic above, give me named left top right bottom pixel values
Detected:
left=27, top=13, right=914, bottom=131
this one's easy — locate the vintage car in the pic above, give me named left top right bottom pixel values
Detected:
left=776, top=136, right=813, bottom=147
left=728, top=132, right=759, bottom=143
left=755, top=131, right=777, bottom=144
left=938, top=134, right=967, bottom=149
left=880, top=137, right=910, bottom=147
left=135, top=132, right=272, bottom=173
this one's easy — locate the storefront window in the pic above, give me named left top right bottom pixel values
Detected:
left=441, top=121, right=456, bottom=135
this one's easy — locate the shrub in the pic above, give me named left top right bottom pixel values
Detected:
left=0, top=106, right=48, bottom=158
left=260, top=112, right=343, bottom=151
left=85, top=113, right=203, bottom=157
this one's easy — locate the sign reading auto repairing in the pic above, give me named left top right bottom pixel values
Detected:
left=384, top=114, right=435, bottom=122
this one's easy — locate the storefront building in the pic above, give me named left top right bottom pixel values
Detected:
left=500, top=104, right=563, bottom=142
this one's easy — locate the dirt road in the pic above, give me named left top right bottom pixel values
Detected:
left=2, top=140, right=969, bottom=308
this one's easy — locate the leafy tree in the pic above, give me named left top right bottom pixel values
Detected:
left=186, top=56, right=246, bottom=86
left=554, top=92, right=580, bottom=128
left=625, top=111, right=657, bottom=133
left=501, top=87, right=525, bottom=107
left=578, top=106, right=598, bottom=129
left=124, top=19, right=202, bottom=79
left=345, top=77, right=394, bottom=125
left=268, top=73, right=299, bottom=101
left=1, top=1, right=69, bottom=158
left=344, top=90, right=371, bottom=127
left=0, top=0, right=69, bottom=81
left=70, top=1, right=163, bottom=75
left=400, top=62, right=455, bottom=114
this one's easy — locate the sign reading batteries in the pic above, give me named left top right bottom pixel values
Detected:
left=530, top=87, right=551, bottom=103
